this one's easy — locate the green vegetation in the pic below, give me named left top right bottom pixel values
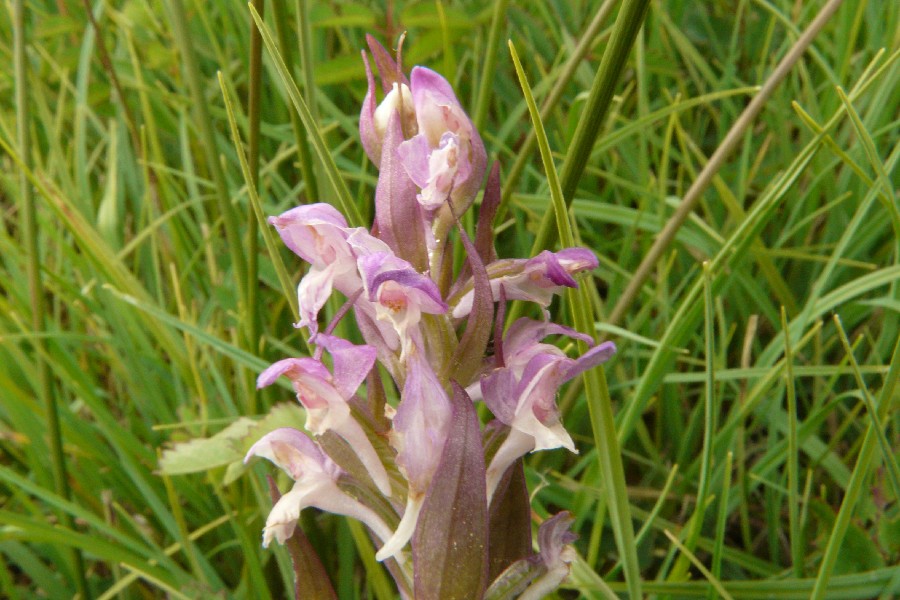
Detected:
left=1, top=0, right=897, bottom=597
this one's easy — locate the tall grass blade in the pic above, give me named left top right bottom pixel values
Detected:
left=530, top=0, right=651, bottom=255
left=248, top=4, right=364, bottom=228
left=12, top=2, right=88, bottom=595
left=509, top=39, right=642, bottom=599
left=810, top=334, right=900, bottom=600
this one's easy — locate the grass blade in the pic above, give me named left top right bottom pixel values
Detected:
left=12, top=2, right=88, bottom=595
left=529, top=0, right=651, bottom=256
left=248, top=3, right=364, bottom=228
left=810, top=333, right=900, bottom=600
left=509, top=39, right=642, bottom=599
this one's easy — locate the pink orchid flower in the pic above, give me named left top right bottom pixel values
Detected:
left=244, top=428, right=393, bottom=548
left=452, top=247, right=599, bottom=318
left=358, top=252, right=448, bottom=360
left=256, top=335, right=391, bottom=496
left=481, top=319, right=616, bottom=501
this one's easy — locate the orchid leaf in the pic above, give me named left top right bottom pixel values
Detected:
left=413, top=383, right=488, bottom=600
left=449, top=212, right=494, bottom=387
left=266, top=476, right=338, bottom=600
left=487, top=459, right=532, bottom=582
left=475, top=162, right=501, bottom=264
left=375, top=111, right=428, bottom=271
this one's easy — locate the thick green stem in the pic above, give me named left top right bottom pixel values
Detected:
left=246, top=0, right=264, bottom=412
left=529, top=0, right=651, bottom=256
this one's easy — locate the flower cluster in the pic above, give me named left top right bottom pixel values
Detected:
left=245, top=35, right=615, bottom=598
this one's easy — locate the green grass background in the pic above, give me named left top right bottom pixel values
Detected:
left=1, top=0, right=898, bottom=598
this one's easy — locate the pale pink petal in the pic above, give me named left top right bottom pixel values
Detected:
left=451, top=248, right=598, bottom=318
left=269, top=203, right=350, bottom=267
left=396, top=134, right=433, bottom=190
left=314, top=334, right=377, bottom=400
left=244, top=427, right=336, bottom=480
left=374, top=494, right=423, bottom=562
left=256, top=358, right=330, bottom=392
left=296, top=264, right=337, bottom=335
left=391, top=350, right=451, bottom=493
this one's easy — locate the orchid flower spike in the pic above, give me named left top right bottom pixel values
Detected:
left=244, top=428, right=393, bottom=548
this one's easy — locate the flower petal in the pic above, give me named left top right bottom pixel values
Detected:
left=480, top=368, right=518, bottom=425
left=269, top=203, right=350, bottom=267
left=314, top=334, right=377, bottom=400
left=391, top=349, right=451, bottom=493
left=373, top=112, right=428, bottom=270
left=256, top=358, right=330, bottom=392
left=244, top=427, right=339, bottom=481
left=451, top=248, right=597, bottom=318
left=564, top=341, right=617, bottom=382
left=296, top=263, right=336, bottom=335
left=502, top=318, right=593, bottom=366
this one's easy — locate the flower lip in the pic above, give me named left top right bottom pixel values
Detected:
left=369, top=268, right=449, bottom=314
left=243, top=427, right=340, bottom=481
left=256, top=357, right=330, bottom=390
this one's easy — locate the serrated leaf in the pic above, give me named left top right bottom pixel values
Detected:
left=159, top=403, right=306, bottom=476
left=158, top=418, right=256, bottom=475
